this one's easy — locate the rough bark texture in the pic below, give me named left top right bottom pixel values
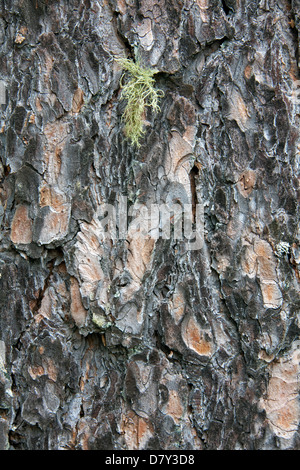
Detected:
left=0, top=0, right=299, bottom=450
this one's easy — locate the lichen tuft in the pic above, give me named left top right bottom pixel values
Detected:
left=116, top=57, right=164, bottom=147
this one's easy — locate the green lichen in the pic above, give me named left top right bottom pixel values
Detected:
left=92, top=312, right=112, bottom=330
left=116, top=57, right=164, bottom=147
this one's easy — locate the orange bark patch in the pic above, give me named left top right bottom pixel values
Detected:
left=34, top=288, right=52, bottom=323
left=28, top=365, right=45, bottom=380
left=238, top=169, right=256, bottom=197
left=126, top=232, right=155, bottom=282
left=182, top=315, right=212, bottom=356
left=260, top=345, right=300, bottom=438
left=166, top=390, right=183, bottom=424
left=39, top=185, right=66, bottom=211
left=260, top=281, right=283, bottom=308
left=28, top=358, right=57, bottom=382
left=254, top=239, right=272, bottom=258
left=242, top=239, right=282, bottom=308
left=35, top=96, right=43, bottom=112
left=116, top=0, right=127, bottom=15
left=228, top=89, right=250, bottom=131
left=244, top=64, right=253, bottom=79
left=10, top=205, right=33, bottom=244
left=44, top=358, right=58, bottom=382
left=254, top=240, right=282, bottom=308
left=72, top=88, right=84, bottom=114
left=70, top=277, right=87, bottom=327
left=121, top=410, right=153, bottom=450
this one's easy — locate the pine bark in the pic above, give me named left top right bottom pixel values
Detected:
left=0, top=0, right=299, bottom=450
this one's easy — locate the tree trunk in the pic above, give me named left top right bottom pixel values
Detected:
left=0, top=0, right=299, bottom=450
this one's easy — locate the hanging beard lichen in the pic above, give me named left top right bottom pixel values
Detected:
left=116, top=57, right=164, bottom=147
